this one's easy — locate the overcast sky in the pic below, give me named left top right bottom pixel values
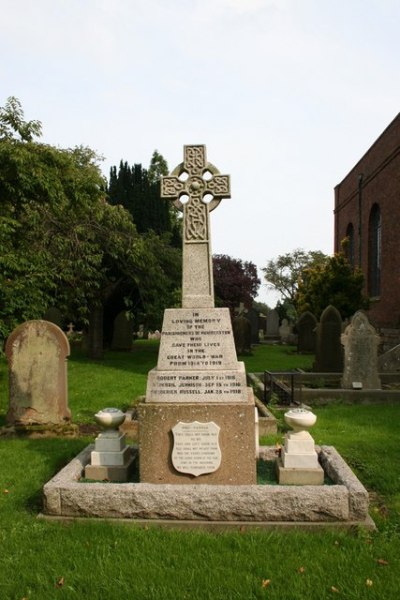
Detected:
left=2, top=0, right=399, bottom=305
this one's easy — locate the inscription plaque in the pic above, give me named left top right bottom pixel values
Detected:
left=171, top=421, right=221, bottom=476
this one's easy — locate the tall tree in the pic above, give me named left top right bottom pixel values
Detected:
left=263, top=249, right=328, bottom=305
left=213, top=254, right=260, bottom=314
left=295, top=251, right=369, bottom=319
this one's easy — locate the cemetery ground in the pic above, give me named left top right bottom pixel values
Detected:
left=0, top=342, right=399, bottom=600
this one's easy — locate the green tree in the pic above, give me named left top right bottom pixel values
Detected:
left=0, top=98, right=156, bottom=354
left=213, top=254, right=260, bottom=314
left=296, top=251, right=369, bottom=319
left=0, top=96, right=42, bottom=141
left=263, top=249, right=328, bottom=305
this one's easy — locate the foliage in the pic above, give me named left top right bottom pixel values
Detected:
left=213, top=254, right=260, bottom=313
left=296, top=251, right=369, bottom=319
left=252, top=300, right=270, bottom=315
left=0, top=95, right=42, bottom=142
left=107, top=154, right=182, bottom=247
left=263, top=249, right=328, bottom=305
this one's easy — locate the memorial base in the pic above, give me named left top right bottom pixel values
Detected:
left=84, top=453, right=136, bottom=483
left=276, top=458, right=324, bottom=485
left=138, top=392, right=257, bottom=485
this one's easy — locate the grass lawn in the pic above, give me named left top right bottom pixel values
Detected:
left=0, top=341, right=399, bottom=599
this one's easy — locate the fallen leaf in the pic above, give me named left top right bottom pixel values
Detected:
left=366, top=579, right=373, bottom=587
left=331, top=586, right=340, bottom=593
left=261, top=579, right=271, bottom=588
left=298, top=566, right=305, bottom=574
left=334, top=540, right=340, bottom=546
left=377, top=558, right=389, bottom=566
left=56, top=577, right=65, bottom=588
left=3, top=489, right=9, bottom=494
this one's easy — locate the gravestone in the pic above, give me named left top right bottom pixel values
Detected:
left=296, top=311, right=317, bottom=353
left=266, top=308, right=279, bottom=337
left=138, top=145, right=256, bottom=485
left=314, top=305, right=343, bottom=372
left=341, top=311, right=381, bottom=389
left=6, top=320, right=71, bottom=425
left=243, top=307, right=260, bottom=344
left=279, top=318, right=292, bottom=343
left=111, top=311, right=134, bottom=351
left=232, top=314, right=252, bottom=354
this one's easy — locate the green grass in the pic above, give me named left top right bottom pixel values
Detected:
left=240, top=343, right=314, bottom=372
left=1, top=342, right=400, bottom=599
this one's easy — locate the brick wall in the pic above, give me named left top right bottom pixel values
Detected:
left=334, top=113, right=400, bottom=329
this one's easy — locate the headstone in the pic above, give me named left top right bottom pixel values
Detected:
left=314, top=305, right=343, bottom=372
left=139, top=145, right=256, bottom=485
left=6, top=320, right=71, bottom=425
left=243, top=307, right=260, bottom=344
left=43, top=307, right=63, bottom=328
left=341, top=311, right=381, bottom=389
left=232, top=314, right=252, bottom=354
left=296, top=311, right=317, bottom=353
left=279, top=318, right=292, bottom=343
left=111, top=311, right=134, bottom=351
left=266, top=308, right=279, bottom=337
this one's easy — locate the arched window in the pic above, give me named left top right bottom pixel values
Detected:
left=368, top=204, right=381, bottom=297
left=345, top=223, right=355, bottom=268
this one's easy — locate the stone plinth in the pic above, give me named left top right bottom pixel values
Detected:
left=138, top=391, right=256, bottom=485
left=85, top=431, right=133, bottom=482
left=278, top=430, right=324, bottom=485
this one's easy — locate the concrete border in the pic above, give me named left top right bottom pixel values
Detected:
left=42, top=445, right=373, bottom=529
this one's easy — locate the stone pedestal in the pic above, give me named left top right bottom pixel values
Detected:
left=138, top=391, right=256, bottom=485
left=85, top=431, right=134, bottom=482
left=140, top=306, right=257, bottom=485
left=277, top=431, right=324, bottom=485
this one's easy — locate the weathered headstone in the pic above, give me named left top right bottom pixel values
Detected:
left=6, top=320, right=71, bottom=425
left=341, top=311, right=381, bottom=389
left=296, top=311, right=317, bottom=353
left=314, top=306, right=343, bottom=372
left=139, top=145, right=256, bottom=485
left=279, top=318, right=292, bottom=344
left=111, top=311, right=134, bottom=351
left=266, top=308, right=279, bottom=337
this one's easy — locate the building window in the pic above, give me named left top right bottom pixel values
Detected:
left=345, top=223, right=355, bottom=268
left=368, top=204, right=381, bottom=297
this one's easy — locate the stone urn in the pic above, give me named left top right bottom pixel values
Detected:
left=94, top=408, right=126, bottom=431
left=284, top=408, right=317, bottom=433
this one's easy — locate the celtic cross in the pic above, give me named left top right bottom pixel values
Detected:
left=161, top=145, right=231, bottom=308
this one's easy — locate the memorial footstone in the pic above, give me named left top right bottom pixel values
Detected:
left=6, top=320, right=71, bottom=425
left=314, top=305, right=343, bottom=372
left=296, top=311, right=317, bottom=353
left=341, top=311, right=381, bottom=389
left=138, top=145, right=256, bottom=485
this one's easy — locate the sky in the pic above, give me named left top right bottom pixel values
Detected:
left=2, top=0, right=400, bottom=306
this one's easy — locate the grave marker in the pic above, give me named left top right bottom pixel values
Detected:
left=6, top=320, right=71, bottom=425
left=139, top=145, right=256, bottom=485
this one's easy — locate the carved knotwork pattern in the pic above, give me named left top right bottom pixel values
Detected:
left=184, top=146, right=206, bottom=175
left=207, top=175, right=230, bottom=196
left=161, top=177, right=184, bottom=198
left=185, top=197, right=207, bottom=241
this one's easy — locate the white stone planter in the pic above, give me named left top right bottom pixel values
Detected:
left=284, top=408, right=317, bottom=432
left=94, top=408, right=126, bottom=430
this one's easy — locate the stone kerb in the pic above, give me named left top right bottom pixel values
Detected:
left=43, top=444, right=371, bottom=526
left=6, top=320, right=71, bottom=425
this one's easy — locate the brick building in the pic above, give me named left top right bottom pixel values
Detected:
left=334, top=113, right=400, bottom=343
